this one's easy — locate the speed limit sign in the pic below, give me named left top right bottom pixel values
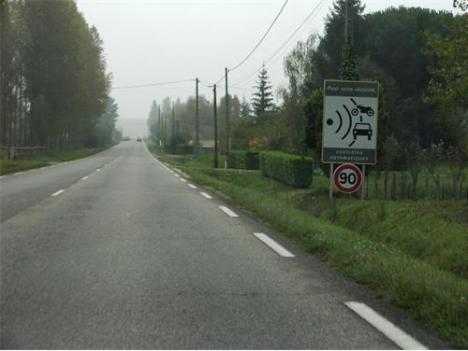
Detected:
left=333, top=163, right=363, bottom=193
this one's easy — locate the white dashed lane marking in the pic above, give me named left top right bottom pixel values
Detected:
left=200, top=192, right=212, bottom=199
left=345, top=302, right=427, bottom=350
left=253, top=233, right=295, bottom=257
left=188, top=184, right=197, bottom=189
left=81, top=176, right=89, bottom=181
left=219, top=206, right=239, bottom=218
left=51, top=189, right=65, bottom=197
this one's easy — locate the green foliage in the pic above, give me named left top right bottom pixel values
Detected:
left=0, top=0, right=110, bottom=149
left=340, top=43, right=359, bottom=80
left=175, top=144, right=194, bottom=155
left=251, top=64, right=275, bottom=117
left=227, top=150, right=259, bottom=170
left=425, top=14, right=468, bottom=109
left=259, top=151, right=313, bottom=188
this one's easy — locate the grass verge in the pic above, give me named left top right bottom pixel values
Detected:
left=154, top=150, right=468, bottom=348
left=0, top=146, right=109, bottom=175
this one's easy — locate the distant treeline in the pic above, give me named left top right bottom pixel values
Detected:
left=0, top=0, right=120, bottom=149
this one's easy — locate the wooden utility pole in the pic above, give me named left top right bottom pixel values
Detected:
left=171, top=102, right=175, bottom=152
left=344, top=0, right=353, bottom=45
left=158, top=105, right=161, bottom=147
left=225, top=67, right=230, bottom=163
left=213, top=84, right=218, bottom=169
left=195, top=77, right=200, bottom=154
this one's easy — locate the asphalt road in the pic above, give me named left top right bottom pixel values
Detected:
left=0, top=141, right=446, bottom=349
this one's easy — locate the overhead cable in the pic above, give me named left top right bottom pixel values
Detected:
left=112, top=79, right=195, bottom=90
left=232, top=0, right=327, bottom=87
left=228, top=0, right=289, bottom=72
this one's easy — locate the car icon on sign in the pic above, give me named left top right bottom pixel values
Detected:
left=352, top=123, right=372, bottom=140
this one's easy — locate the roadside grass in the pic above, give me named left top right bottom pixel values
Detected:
left=152, top=150, right=468, bottom=348
left=0, top=147, right=108, bottom=175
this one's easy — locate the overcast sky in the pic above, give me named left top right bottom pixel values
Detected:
left=76, top=0, right=456, bottom=126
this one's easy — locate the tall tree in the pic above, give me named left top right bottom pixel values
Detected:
left=251, top=64, right=274, bottom=117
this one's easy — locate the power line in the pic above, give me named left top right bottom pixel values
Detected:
left=112, top=79, right=195, bottom=90
left=228, top=0, right=289, bottom=72
left=232, top=0, right=327, bottom=87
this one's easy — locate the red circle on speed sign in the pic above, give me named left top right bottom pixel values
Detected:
left=333, top=163, right=363, bottom=193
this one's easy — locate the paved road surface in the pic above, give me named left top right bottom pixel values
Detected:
left=0, top=142, right=446, bottom=349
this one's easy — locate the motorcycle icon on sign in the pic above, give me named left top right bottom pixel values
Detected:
left=350, top=98, right=374, bottom=117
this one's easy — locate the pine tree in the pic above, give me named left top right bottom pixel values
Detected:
left=251, top=64, right=274, bottom=117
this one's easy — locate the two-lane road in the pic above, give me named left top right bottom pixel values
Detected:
left=0, top=142, right=445, bottom=349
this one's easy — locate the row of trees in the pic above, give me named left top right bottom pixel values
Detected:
left=0, top=0, right=119, bottom=150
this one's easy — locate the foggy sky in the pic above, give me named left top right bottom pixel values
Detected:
left=76, top=0, right=456, bottom=132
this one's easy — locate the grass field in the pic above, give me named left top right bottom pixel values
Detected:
left=0, top=147, right=108, bottom=175
left=152, top=148, right=468, bottom=348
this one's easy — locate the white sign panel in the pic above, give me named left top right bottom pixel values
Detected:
left=322, top=80, right=379, bottom=164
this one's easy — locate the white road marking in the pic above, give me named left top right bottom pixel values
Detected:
left=188, top=184, right=197, bottom=189
left=174, top=174, right=180, bottom=178
left=200, top=192, right=212, bottom=199
left=180, top=178, right=187, bottom=182
left=344, top=302, right=427, bottom=350
left=81, top=176, right=89, bottom=181
left=253, top=233, right=295, bottom=257
left=51, top=189, right=65, bottom=197
left=219, top=206, right=239, bottom=217
left=96, top=168, right=101, bottom=172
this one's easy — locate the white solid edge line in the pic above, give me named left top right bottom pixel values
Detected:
left=188, top=184, right=197, bottom=189
left=344, top=302, right=427, bottom=350
left=51, top=189, right=65, bottom=197
left=200, top=192, right=212, bottom=199
left=219, top=206, right=239, bottom=218
left=180, top=178, right=187, bottom=182
left=253, top=233, right=295, bottom=257
left=81, top=176, right=89, bottom=180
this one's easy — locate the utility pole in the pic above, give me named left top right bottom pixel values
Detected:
left=224, top=67, right=230, bottom=165
left=195, top=77, right=200, bottom=154
left=158, top=105, right=161, bottom=147
left=171, top=102, right=175, bottom=153
left=344, top=0, right=353, bottom=45
left=213, top=84, right=218, bottom=169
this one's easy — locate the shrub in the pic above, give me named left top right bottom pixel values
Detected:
left=227, top=150, right=259, bottom=170
left=260, top=151, right=313, bottom=188
left=175, top=144, right=193, bottom=155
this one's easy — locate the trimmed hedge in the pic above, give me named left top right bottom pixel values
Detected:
left=260, top=151, right=313, bottom=188
left=227, top=150, right=259, bottom=170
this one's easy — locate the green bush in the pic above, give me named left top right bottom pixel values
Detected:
left=175, top=144, right=193, bottom=155
left=260, top=151, right=313, bottom=188
left=227, top=150, right=259, bottom=170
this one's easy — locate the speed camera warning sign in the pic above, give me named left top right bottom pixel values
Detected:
left=333, top=163, right=363, bottom=193
left=322, top=80, right=379, bottom=164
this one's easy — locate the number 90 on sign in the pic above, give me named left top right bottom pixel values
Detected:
left=333, top=163, right=363, bottom=194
